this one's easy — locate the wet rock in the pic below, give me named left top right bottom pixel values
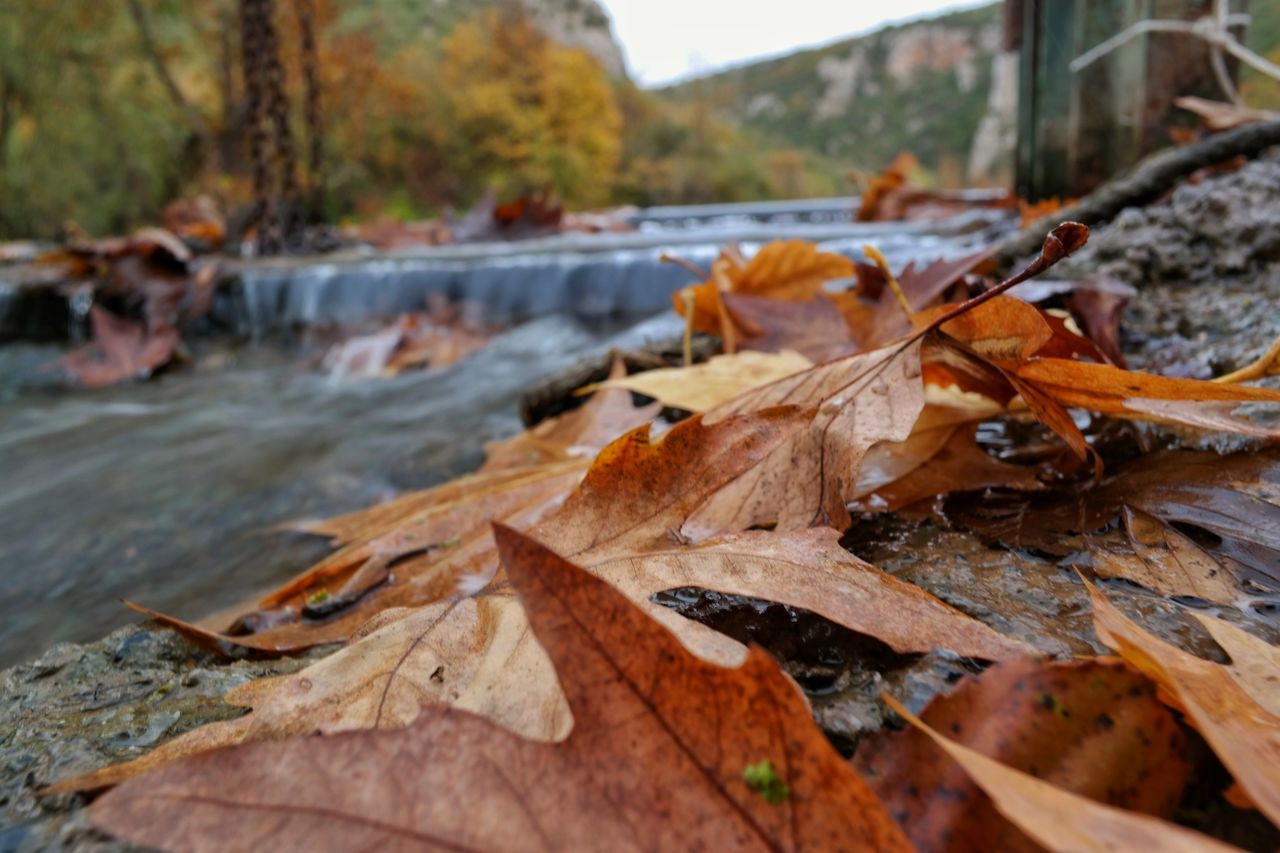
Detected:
left=1060, top=152, right=1280, bottom=289
left=1059, top=151, right=1280, bottom=383
left=0, top=622, right=321, bottom=851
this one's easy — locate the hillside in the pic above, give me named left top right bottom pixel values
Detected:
left=660, top=2, right=1280, bottom=187
left=660, top=4, right=1004, bottom=185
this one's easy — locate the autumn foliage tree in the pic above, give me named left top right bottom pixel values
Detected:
left=430, top=9, right=622, bottom=208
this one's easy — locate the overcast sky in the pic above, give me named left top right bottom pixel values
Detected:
left=598, top=0, right=994, bottom=86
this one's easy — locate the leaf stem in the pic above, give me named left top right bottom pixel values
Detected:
left=863, top=243, right=917, bottom=326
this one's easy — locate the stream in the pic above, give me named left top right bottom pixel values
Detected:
left=0, top=202, right=1010, bottom=667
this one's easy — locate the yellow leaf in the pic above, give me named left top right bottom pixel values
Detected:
left=586, top=350, right=813, bottom=413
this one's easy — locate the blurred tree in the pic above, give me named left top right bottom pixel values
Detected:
left=431, top=8, right=622, bottom=207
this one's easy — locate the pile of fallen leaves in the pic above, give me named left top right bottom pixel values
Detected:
left=47, top=226, right=220, bottom=388
left=56, top=224, right=1280, bottom=850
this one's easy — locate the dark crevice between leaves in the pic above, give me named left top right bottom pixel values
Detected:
left=652, top=588, right=984, bottom=757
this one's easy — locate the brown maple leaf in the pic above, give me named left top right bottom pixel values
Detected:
left=858, top=657, right=1191, bottom=850
left=90, top=526, right=912, bottom=852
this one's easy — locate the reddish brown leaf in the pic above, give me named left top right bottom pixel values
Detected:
left=854, top=423, right=1044, bottom=512
left=1067, top=281, right=1129, bottom=366
left=1087, top=581, right=1280, bottom=827
left=879, top=694, right=1235, bottom=852
left=58, top=306, right=179, bottom=388
left=90, top=527, right=912, bottom=852
left=1087, top=507, right=1240, bottom=605
left=858, top=657, right=1192, bottom=851
left=949, top=448, right=1280, bottom=595
left=723, top=292, right=859, bottom=361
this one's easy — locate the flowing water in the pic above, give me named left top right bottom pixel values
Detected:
left=0, top=203, right=1009, bottom=667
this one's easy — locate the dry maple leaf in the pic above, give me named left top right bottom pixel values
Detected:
left=586, top=349, right=813, bottom=413
left=90, top=526, right=912, bottom=852
left=857, top=657, right=1192, bottom=851
left=1086, top=580, right=1280, bottom=828
left=880, top=694, right=1237, bottom=852
left=672, top=240, right=856, bottom=336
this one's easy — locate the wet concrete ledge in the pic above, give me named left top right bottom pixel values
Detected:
left=2, top=211, right=1008, bottom=342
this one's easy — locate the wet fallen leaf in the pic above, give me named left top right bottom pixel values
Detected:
left=59, top=306, right=180, bottom=388
left=950, top=449, right=1280, bottom=595
left=323, top=300, right=491, bottom=380
left=1012, top=357, right=1280, bottom=438
left=673, top=240, right=855, bottom=335
left=857, top=657, right=1193, bottom=851
left=880, top=693, right=1236, bottom=852
left=1087, top=507, right=1240, bottom=605
left=1087, top=580, right=1280, bottom=827
left=854, top=422, right=1044, bottom=512
left=90, top=526, right=912, bottom=852
left=722, top=292, right=859, bottom=362
left=1187, top=613, right=1280, bottom=715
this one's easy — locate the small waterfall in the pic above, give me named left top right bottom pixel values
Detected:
left=220, top=208, right=1011, bottom=337
left=2, top=202, right=1014, bottom=342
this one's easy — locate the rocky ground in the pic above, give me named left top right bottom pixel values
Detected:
left=6, top=153, right=1280, bottom=851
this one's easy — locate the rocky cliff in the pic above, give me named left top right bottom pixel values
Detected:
left=659, top=4, right=1008, bottom=184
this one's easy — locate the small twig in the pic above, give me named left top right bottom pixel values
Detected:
left=710, top=262, right=737, bottom=355
left=660, top=252, right=709, bottom=281
left=927, top=223, right=1090, bottom=336
left=1213, top=332, right=1280, bottom=384
left=863, top=244, right=917, bottom=325
left=681, top=291, right=696, bottom=367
